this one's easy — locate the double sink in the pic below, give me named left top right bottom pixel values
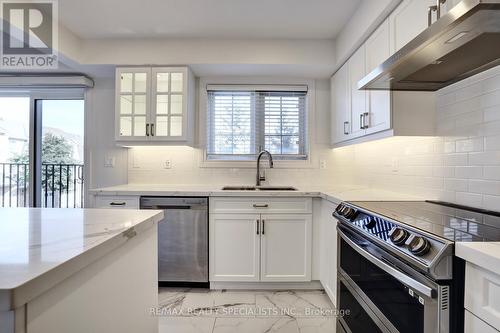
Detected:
left=222, top=186, right=297, bottom=191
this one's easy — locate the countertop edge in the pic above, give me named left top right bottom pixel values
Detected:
left=1, top=210, right=163, bottom=311
left=456, top=242, right=500, bottom=277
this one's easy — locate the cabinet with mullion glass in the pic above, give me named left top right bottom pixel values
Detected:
left=151, top=68, right=187, bottom=140
left=115, top=66, right=195, bottom=145
left=116, top=68, right=151, bottom=141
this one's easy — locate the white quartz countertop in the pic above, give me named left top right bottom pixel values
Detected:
left=456, top=242, right=500, bottom=276
left=0, top=208, right=163, bottom=310
left=89, top=184, right=423, bottom=204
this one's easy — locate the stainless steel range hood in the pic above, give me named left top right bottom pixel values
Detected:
left=358, top=0, right=500, bottom=91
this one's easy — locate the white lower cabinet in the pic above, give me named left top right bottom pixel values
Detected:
left=320, top=200, right=338, bottom=304
left=465, top=263, right=500, bottom=331
left=209, top=197, right=312, bottom=283
left=210, top=214, right=260, bottom=282
left=465, top=310, right=499, bottom=333
left=260, top=214, right=312, bottom=282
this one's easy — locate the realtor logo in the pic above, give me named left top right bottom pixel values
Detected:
left=0, top=0, right=58, bottom=69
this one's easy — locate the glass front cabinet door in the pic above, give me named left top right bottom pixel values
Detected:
left=116, top=67, right=151, bottom=141
left=115, top=66, right=193, bottom=144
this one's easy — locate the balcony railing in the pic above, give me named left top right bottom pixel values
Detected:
left=0, top=163, right=84, bottom=208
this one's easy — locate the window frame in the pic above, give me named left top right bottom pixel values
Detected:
left=198, top=77, right=316, bottom=169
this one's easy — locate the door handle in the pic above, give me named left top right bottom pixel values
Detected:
left=363, top=112, right=369, bottom=129
left=256, top=219, right=260, bottom=235
left=343, top=121, right=349, bottom=135
left=146, top=123, right=150, bottom=136
left=262, top=219, right=265, bottom=235
left=253, top=204, right=269, bottom=208
left=428, top=5, right=437, bottom=26
left=360, top=114, right=364, bottom=130
left=150, top=123, right=155, bottom=136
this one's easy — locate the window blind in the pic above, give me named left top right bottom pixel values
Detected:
left=207, top=89, right=307, bottom=160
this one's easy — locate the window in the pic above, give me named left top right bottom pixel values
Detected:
left=207, top=88, right=307, bottom=160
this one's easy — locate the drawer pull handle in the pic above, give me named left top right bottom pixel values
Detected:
left=256, top=219, right=260, bottom=235
left=262, top=219, right=265, bottom=235
left=110, top=202, right=126, bottom=206
left=253, top=204, right=269, bottom=208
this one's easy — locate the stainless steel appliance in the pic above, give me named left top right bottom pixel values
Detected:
left=334, top=200, right=500, bottom=333
left=358, top=0, right=500, bottom=91
left=140, top=197, right=208, bottom=286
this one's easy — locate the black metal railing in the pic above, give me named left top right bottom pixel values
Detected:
left=0, top=163, right=84, bottom=208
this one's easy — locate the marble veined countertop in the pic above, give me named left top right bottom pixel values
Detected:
left=89, top=184, right=423, bottom=204
left=0, top=208, right=163, bottom=311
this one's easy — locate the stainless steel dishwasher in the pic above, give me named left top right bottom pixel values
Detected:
left=140, top=197, right=208, bottom=286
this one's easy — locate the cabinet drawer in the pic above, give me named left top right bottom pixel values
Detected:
left=210, top=197, right=312, bottom=214
left=94, top=196, right=140, bottom=209
left=465, top=310, right=499, bottom=333
left=465, top=263, right=500, bottom=330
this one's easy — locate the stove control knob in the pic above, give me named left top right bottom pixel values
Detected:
left=408, top=236, right=431, bottom=256
left=389, top=228, right=409, bottom=245
left=335, top=204, right=345, bottom=215
left=365, top=217, right=377, bottom=229
left=344, top=208, right=357, bottom=220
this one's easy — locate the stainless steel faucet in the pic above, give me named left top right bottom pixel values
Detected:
left=256, top=150, right=274, bottom=186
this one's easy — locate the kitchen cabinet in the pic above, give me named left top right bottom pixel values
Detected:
left=465, top=311, right=500, bottom=333
left=465, top=263, right=500, bottom=331
left=364, top=18, right=391, bottom=135
left=209, top=197, right=312, bottom=283
left=94, top=195, right=139, bottom=209
left=260, top=214, right=312, bottom=282
left=388, top=0, right=433, bottom=54
left=331, top=63, right=351, bottom=143
left=115, top=66, right=195, bottom=145
left=349, top=46, right=368, bottom=138
left=210, top=214, right=261, bottom=282
left=320, top=200, right=338, bottom=304
left=330, top=15, right=436, bottom=147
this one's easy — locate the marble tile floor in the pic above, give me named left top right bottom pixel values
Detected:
left=157, top=288, right=337, bottom=333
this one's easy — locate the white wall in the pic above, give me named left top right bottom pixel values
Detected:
left=333, top=0, right=400, bottom=71
left=86, top=76, right=128, bottom=189
left=332, top=65, right=500, bottom=209
left=126, top=78, right=340, bottom=188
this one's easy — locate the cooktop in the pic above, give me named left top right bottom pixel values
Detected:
left=347, top=200, right=500, bottom=242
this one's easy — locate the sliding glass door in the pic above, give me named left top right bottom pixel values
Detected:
left=0, top=91, right=85, bottom=208
left=0, top=96, right=31, bottom=207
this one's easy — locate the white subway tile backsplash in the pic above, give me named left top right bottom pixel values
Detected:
left=469, top=180, right=500, bottom=195
left=484, top=105, right=500, bottom=122
left=455, top=166, right=483, bottom=179
left=483, top=195, right=500, bottom=211
left=484, top=166, right=500, bottom=180
left=444, top=178, right=468, bottom=192
left=444, top=153, right=468, bottom=166
left=455, top=192, right=483, bottom=207
left=484, top=135, right=500, bottom=151
left=455, top=137, right=484, bottom=153
left=469, top=151, right=500, bottom=166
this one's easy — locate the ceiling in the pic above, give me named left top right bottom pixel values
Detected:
left=59, top=0, right=361, bottom=40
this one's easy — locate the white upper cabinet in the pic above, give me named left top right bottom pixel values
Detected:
left=330, top=63, right=351, bottom=144
left=115, top=66, right=195, bottom=145
left=349, top=46, right=368, bottom=138
left=365, top=18, right=391, bottom=135
left=116, top=68, right=151, bottom=141
left=389, top=0, right=433, bottom=54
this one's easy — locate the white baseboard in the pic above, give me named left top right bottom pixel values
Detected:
left=210, top=280, right=323, bottom=290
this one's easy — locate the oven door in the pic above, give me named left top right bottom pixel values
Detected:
left=337, top=225, right=449, bottom=333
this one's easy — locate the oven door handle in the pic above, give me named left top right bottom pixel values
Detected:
left=338, top=228, right=435, bottom=298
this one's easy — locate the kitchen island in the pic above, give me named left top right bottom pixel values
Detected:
left=0, top=208, right=163, bottom=333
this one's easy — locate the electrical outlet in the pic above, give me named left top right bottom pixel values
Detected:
left=320, top=160, right=327, bottom=169
left=164, top=160, right=172, bottom=169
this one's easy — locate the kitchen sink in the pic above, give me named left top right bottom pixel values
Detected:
left=221, top=186, right=297, bottom=191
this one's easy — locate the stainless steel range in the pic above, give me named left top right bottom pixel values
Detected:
left=334, top=200, right=500, bottom=333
